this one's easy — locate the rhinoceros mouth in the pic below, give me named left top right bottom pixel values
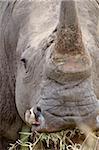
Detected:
left=31, top=107, right=99, bottom=133
left=26, top=98, right=99, bottom=133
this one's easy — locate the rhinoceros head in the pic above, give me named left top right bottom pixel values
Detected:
left=15, top=0, right=99, bottom=132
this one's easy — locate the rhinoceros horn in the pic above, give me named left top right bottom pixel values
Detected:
left=54, top=0, right=84, bottom=55
left=51, top=0, right=92, bottom=79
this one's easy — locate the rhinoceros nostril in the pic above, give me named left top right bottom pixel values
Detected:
left=37, top=106, right=41, bottom=112
left=33, top=107, right=41, bottom=116
left=33, top=107, right=42, bottom=120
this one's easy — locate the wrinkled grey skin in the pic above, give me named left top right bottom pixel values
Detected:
left=0, top=0, right=99, bottom=149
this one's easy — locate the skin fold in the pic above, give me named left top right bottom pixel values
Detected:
left=0, top=0, right=99, bottom=149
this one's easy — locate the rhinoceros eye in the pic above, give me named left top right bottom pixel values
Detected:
left=21, top=58, right=27, bottom=69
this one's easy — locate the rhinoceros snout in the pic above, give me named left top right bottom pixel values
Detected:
left=25, top=107, right=46, bottom=128
left=24, top=96, right=99, bottom=133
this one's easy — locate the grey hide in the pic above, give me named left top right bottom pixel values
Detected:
left=0, top=0, right=99, bottom=149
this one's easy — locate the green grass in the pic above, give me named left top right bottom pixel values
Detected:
left=9, top=125, right=99, bottom=150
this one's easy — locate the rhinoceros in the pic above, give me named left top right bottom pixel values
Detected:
left=0, top=0, right=99, bottom=149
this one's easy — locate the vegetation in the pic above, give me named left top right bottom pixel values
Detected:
left=9, top=125, right=99, bottom=150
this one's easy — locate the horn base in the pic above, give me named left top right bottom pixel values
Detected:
left=45, top=45, right=92, bottom=83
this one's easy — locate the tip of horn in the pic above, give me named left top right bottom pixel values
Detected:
left=55, top=0, right=85, bottom=55
left=59, top=0, right=77, bottom=28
